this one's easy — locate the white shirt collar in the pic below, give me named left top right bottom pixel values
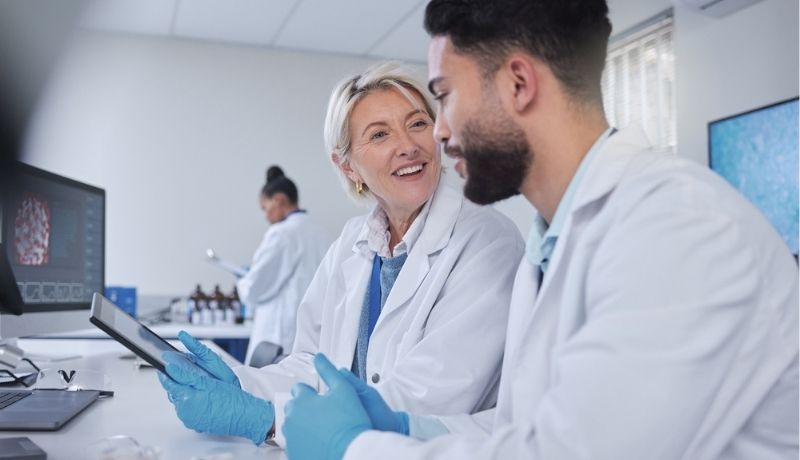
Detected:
left=526, top=127, right=615, bottom=269
left=359, top=196, right=433, bottom=258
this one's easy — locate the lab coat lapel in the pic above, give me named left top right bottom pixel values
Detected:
left=377, top=181, right=463, bottom=322
left=506, top=126, right=656, bottom=418
left=504, top=260, right=560, bottom=423
left=571, top=125, right=654, bottom=212
left=534, top=125, right=652, bottom=303
left=334, top=248, right=371, bottom=367
left=500, top=128, right=643, bottom=420
left=510, top=126, right=653, bottom=390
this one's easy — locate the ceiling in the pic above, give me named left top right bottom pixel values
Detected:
left=79, top=0, right=432, bottom=63
left=78, top=0, right=673, bottom=63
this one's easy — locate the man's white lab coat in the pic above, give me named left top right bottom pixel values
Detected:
left=346, top=126, right=799, bottom=460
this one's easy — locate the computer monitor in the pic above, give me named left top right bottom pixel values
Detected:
left=708, top=97, right=799, bottom=256
left=0, top=162, right=105, bottom=340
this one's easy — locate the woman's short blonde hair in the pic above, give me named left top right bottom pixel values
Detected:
left=323, top=61, right=436, bottom=204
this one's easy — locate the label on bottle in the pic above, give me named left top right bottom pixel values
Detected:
left=201, top=308, right=212, bottom=325
left=185, top=299, right=196, bottom=324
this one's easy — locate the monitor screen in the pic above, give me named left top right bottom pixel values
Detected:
left=1, top=163, right=104, bottom=313
left=709, top=97, right=799, bottom=255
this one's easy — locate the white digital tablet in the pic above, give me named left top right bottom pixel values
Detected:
left=90, top=293, right=200, bottom=374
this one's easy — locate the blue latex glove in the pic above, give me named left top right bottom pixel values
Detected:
left=158, top=351, right=274, bottom=445
left=283, top=354, right=372, bottom=460
left=337, top=369, right=409, bottom=435
left=177, top=330, right=239, bottom=386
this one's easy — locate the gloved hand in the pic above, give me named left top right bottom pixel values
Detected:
left=177, top=330, right=239, bottom=386
left=283, top=353, right=372, bottom=460
left=338, top=368, right=408, bottom=435
left=158, top=351, right=274, bottom=445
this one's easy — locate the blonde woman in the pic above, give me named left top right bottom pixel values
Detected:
left=159, top=62, right=524, bottom=447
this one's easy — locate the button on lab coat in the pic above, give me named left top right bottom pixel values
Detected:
left=233, top=180, right=525, bottom=447
left=346, top=126, right=799, bottom=460
left=237, top=212, right=330, bottom=363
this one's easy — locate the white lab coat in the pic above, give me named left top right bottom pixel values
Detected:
left=346, top=126, right=799, bottom=460
left=237, top=211, right=330, bottom=364
left=234, top=179, right=525, bottom=446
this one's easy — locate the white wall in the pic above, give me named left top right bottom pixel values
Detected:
left=674, top=0, right=799, bottom=164
left=21, top=0, right=799, bottom=297
left=23, top=33, right=424, bottom=296
left=608, top=0, right=672, bottom=34
left=607, top=0, right=799, bottom=165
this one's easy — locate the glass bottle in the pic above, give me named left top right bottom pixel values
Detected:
left=188, top=285, right=203, bottom=324
left=230, top=286, right=243, bottom=324
left=198, top=286, right=212, bottom=325
left=210, top=285, right=225, bottom=325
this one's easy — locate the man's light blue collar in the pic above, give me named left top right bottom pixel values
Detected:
left=527, top=127, right=615, bottom=270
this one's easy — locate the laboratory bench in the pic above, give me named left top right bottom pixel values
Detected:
left=5, top=338, right=284, bottom=460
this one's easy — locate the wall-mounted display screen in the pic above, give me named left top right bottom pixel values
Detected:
left=709, top=97, right=799, bottom=255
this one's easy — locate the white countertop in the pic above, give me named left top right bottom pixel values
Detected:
left=12, top=338, right=284, bottom=460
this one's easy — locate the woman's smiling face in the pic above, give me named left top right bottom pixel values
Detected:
left=343, top=87, right=441, bottom=218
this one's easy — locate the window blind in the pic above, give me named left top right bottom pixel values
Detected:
left=602, top=15, right=676, bottom=152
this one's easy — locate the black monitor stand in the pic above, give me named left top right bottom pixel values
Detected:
left=0, top=242, right=22, bottom=315
left=0, top=243, right=25, bottom=367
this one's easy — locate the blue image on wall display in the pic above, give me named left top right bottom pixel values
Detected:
left=709, top=98, right=799, bottom=255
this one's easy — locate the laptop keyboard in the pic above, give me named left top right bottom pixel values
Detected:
left=0, top=391, right=30, bottom=410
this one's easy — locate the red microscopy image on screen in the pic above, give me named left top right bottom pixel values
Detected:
left=14, top=193, right=51, bottom=265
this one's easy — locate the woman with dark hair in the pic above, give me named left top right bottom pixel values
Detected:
left=236, top=165, right=330, bottom=364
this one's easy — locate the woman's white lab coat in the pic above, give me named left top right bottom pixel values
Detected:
left=237, top=211, right=330, bottom=364
left=233, top=179, right=525, bottom=446
left=345, top=126, right=799, bottom=460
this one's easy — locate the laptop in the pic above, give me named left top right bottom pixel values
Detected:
left=0, top=389, right=100, bottom=431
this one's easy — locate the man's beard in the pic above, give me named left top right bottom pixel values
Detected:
left=454, top=105, right=531, bottom=205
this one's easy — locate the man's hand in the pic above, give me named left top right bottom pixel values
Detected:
left=283, top=354, right=373, bottom=460
left=338, top=368, right=409, bottom=434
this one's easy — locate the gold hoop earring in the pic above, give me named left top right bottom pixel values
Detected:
left=355, top=182, right=365, bottom=195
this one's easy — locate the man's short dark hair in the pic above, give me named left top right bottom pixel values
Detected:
left=424, top=0, right=612, bottom=105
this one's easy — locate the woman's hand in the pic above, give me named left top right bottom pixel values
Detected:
left=177, top=330, right=240, bottom=386
left=158, top=351, right=274, bottom=445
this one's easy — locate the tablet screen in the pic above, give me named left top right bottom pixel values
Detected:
left=90, top=293, right=179, bottom=372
